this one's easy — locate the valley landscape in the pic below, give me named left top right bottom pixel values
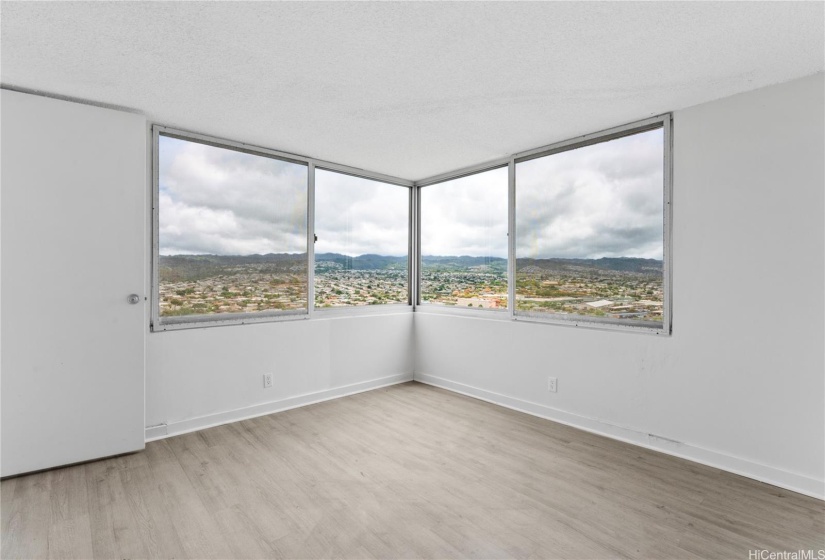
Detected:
left=158, top=253, right=663, bottom=323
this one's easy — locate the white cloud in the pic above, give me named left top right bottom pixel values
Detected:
left=420, top=166, right=509, bottom=257
left=159, top=136, right=307, bottom=255
left=158, top=128, right=664, bottom=260
left=516, top=128, right=664, bottom=259
left=314, top=169, right=409, bottom=256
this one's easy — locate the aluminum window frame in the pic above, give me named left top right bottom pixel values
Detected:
left=412, top=113, right=673, bottom=336
left=151, top=125, right=413, bottom=332
left=152, top=114, right=671, bottom=335
left=415, top=163, right=511, bottom=315
left=510, top=114, right=672, bottom=335
left=311, top=165, right=412, bottom=315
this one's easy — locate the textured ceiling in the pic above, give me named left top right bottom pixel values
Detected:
left=2, top=1, right=823, bottom=181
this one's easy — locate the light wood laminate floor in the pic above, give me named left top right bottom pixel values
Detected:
left=2, top=382, right=823, bottom=559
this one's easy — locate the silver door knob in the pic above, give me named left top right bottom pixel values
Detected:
left=127, top=294, right=140, bottom=305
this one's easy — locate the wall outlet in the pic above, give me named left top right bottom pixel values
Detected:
left=547, top=377, right=558, bottom=393
left=263, top=373, right=273, bottom=388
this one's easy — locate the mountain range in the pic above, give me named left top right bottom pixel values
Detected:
left=159, top=253, right=662, bottom=280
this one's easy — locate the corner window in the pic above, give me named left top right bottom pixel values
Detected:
left=154, top=132, right=308, bottom=329
left=419, top=167, right=509, bottom=310
left=314, top=169, right=409, bottom=308
left=152, top=115, right=670, bottom=334
left=514, top=123, right=668, bottom=331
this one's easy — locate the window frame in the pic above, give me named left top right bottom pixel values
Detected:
left=415, top=163, right=511, bottom=315
left=150, top=125, right=413, bottom=332
left=151, top=114, right=671, bottom=335
left=311, top=165, right=413, bottom=314
left=512, top=115, right=672, bottom=335
left=413, top=114, right=673, bottom=336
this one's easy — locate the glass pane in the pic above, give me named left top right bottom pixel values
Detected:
left=515, top=128, right=664, bottom=326
left=420, top=167, right=508, bottom=310
left=314, top=170, right=409, bottom=307
left=158, top=135, right=308, bottom=319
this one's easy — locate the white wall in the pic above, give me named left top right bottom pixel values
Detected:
left=415, top=73, right=825, bottom=498
left=145, top=312, right=414, bottom=438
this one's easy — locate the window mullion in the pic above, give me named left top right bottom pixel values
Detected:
left=307, top=161, right=316, bottom=317
left=508, top=158, right=516, bottom=318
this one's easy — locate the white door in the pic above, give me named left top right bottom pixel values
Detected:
left=1, top=90, right=146, bottom=476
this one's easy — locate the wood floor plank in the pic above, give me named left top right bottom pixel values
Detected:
left=2, top=382, right=823, bottom=559
left=117, top=462, right=187, bottom=559
left=2, top=470, right=51, bottom=559
left=47, top=465, right=94, bottom=560
left=0, top=476, right=18, bottom=556
left=142, top=439, right=235, bottom=559
left=85, top=457, right=150, bottom=560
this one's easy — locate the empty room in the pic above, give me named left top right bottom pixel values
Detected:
left=1, top=2, right=824, bottom=559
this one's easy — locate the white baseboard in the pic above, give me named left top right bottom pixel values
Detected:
left=144, top=423, right=168, bottom=440
left=145, top=372, right=413, bottom=442
left=415, top=372, right=825, bottom=500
